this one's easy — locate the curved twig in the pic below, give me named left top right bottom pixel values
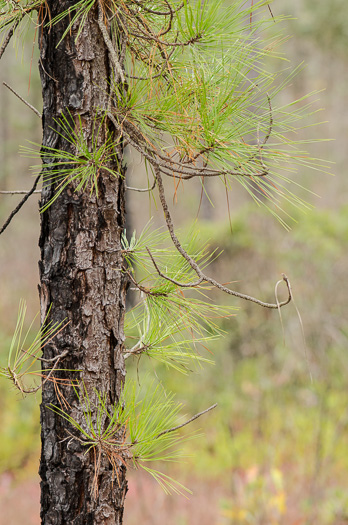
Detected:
left=123, top=266, right=168, bottom=297
left=146, top=247, right=203, bottom=288
left=157, top=0, right=174, bottom=37
left=126, top=178, right=156, bottom=192
left=12, top=349, right=69, bottom=395
left=152, top=166, right=292, bottom=309
left=125, top=46, right=176, bottom=80
left=109, top=112, right=268, bottom=181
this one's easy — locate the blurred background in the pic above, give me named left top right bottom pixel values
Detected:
left=1, top=1, right=348, bottom=523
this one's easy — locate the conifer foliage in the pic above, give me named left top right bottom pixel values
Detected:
left=0, top=0, right=320, bottom=522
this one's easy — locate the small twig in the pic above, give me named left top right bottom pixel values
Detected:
left=3, top=81, right=42, bottom=118
left=129, top=27, right=202, bottom=48
left=124, top=344, right=148, bottom=360
left=0, top=175, right=41, bottom=236
left=126, top=178, right=156, bottom=192
left=152, top=166, right=292, bottom=309
left=0, top=20, right=20, bottom=61
left=123, top=266, right=168, bottom=297
left=128, top=0, right=184, bottom=17
left=23, top=348, right=69, bottom=364
left=155, top=403, right=218, bottom=439
left=157, top=0, right=174, bottom=37
left=147, top=247, right=203, bottom=288
left=98, top=2, right=125, bottom=83
left=13, top=349, right=69, bottom=395
left=20, top=361, right=64, bottom=394
left=0, top=190, right=41, bottom=194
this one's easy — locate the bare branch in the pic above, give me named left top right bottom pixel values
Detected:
left=157, top=0, right=174, bottom=37
left=10, top=349, right=69, bottom=395
left=110, top=113, right=267, bottom=181
left=124, top=344, right=148, bottom=359
left=28, top=349, right=69, bottom=364
left=146, top=247, right=204, bottom=288
left=0, top=175, right=41, bottom=236
left=153, top=167, right=292, bottom=309
left=0, top=20, right=20, bottom=61
left=155, top=403, right=218, bottom=439
left=0, top=190, right=41, bottom=194
left=129, top=27, right=202, bottom=48
left=128, top=0, right=184, bottom=17
left=126, top=178, right=156, bottom=192
left=19, top=350, right=69, bottom=395
left=3, top=81, right=42, bottom=118
left=98, top=2, right=125, bottom=83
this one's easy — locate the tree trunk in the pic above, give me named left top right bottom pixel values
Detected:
left=38, top=3, right=127, bottom=523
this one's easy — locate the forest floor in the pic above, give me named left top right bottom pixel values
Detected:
left=0, top=471, right=229, bottom=525
left=2, top=469, right=346, bottom=525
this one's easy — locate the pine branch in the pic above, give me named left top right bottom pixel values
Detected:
left=155, top=403, right=218, bottom=438
left=151, top=166, right=292, bottom=309
left=3, top=82, right=42, bottom=118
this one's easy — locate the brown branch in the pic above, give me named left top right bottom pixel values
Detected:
left=155, top=403, right=218, bottom=439
left=111, top=114, right=268, bottom=181
left=128, top=0, right=184, bottom=17
left=0, top=190, right=41, bottom=194
left=126, top=178, right=156, bottom=192
left=268, top=4, right=275, bottom=20
left=13, top=349, right=69, bottom=395
left=123, top=266, right=168, bottom=297
left=0, top=175, right=41, bottom=236
left=98, top=2, right=125, bottom=83
left=146, top=247, right=203, bottom=288
left=152, top=166, right=292, bottom=309
left=3, top=81, right=42, bottom=118
left=0, top=20, right=20, bottom=61
left=159, top=163, right=268, bottom=180
left=129, top=27, right=202, bottom=47
left=124, top=344, right=149, bottom=359
left=157, top=0, right=174, bottom=37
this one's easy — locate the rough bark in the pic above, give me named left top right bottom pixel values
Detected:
left=38, top=3, right=127, bottom=523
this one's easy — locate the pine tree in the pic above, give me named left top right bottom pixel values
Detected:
left=0, top=1, right=322, bottom=523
